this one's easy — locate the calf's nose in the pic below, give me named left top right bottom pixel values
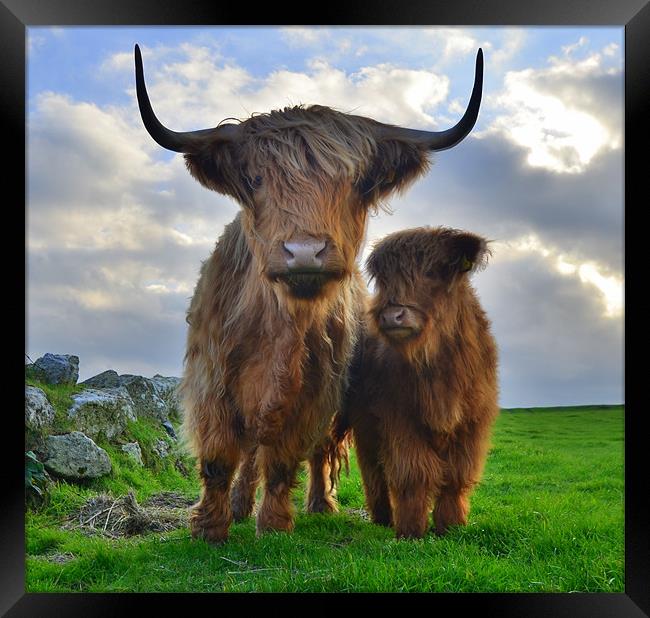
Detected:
left=380, top=306, right=405, bottom=328
left=283, top=239, right=327, bottom=270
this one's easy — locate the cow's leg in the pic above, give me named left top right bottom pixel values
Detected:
left=433, top=419, right=492, bottom=536
left=191, top=455, right=240, bottom=544
left=188, top=400, right=242, bottom=544
left=231, top=446, right=259, bottom=522
left=256, top=447, right=300, bottom=534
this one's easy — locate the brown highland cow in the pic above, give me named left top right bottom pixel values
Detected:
left=336, top=227, right=499, bottom=539
left=134, top=45, right=484, bottom=542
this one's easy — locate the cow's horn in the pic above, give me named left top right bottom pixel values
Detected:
left=378, top=48, right=483, bottom=152
left=134, top=44, right=238, bottom=153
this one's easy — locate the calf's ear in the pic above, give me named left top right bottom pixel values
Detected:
left=446, top=232, right=490, bottom=276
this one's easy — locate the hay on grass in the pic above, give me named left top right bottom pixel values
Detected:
left=65, top=490, right=196, bottom=538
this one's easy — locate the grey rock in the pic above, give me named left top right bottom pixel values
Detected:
left=121, top=442, right=144, bottom=466
left=25, top=386, right=56, bottom=431
left=42, top=432, right=111, bottom=480
left=67, top=387, right=136, bottom=440
left=32, top=353, right=79, bottom=385
left=118, top=375, right=168, bottom=422
left=81, top=370, right=121, bottom=388
left=76, top=371, right=182, bottom=423
left=151, top=375, right=182, bottom=420
left=153, top=438, right=171, bottom=459
left=161, top=420, right=178, bottom=440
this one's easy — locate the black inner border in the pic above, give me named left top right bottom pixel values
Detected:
left=5, top=0, right=646, bottom=614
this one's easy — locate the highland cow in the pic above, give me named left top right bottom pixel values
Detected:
left=336, top=227, right=499, bottom=539
left=134, top=45, right=484, bottom=542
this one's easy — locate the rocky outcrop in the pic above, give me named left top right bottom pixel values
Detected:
left=25, top=353, right=187, bottom=491
left=42, top=432, right=112, bottom=480
left=80, top=372, right=182, bottom=424
left=67, top=387, right=136, bottom=441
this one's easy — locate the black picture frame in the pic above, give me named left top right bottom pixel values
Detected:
left=6, top=0, right=645, bottom=615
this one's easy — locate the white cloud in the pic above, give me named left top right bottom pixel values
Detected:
left=280, top=27, right=330, bottom=47
left=125, top=43, right=453, bottom=130
left=497, top=233, right=623, bottom=318
left=485, top=45, right=622, bottom=174
left=561, top=35, right=589, bottom=56
left=438, top=28, right=477, bottom=62
left=27, top=32, right=46, bottom=54
left=575, top=263, right=623, bottom=318
left=486, top=29, right=527, bottom=67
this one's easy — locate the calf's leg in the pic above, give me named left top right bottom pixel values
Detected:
left=434, top=419, right=492, bottom=535
left=353, top=427, right=392, bottom=526
left=384, top=437, right=445, bottom=538
left=391, top=485, right=430, bottom=539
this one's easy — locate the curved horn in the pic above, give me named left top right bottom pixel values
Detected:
left=134, top=44, right=238, bottom=153
left=378, top=48, right=483, bottom=152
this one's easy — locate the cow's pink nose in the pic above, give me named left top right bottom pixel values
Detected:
left=283, top=240, right=327, bottom=270
left=380, top=306, right=405, bottom=328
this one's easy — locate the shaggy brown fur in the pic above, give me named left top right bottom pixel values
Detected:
left=336, top=227, right=499, bottom=539
left=179, top=105, right=435, bottom=543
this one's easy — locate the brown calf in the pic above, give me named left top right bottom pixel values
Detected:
left=338, top=227, right=499, bottom=538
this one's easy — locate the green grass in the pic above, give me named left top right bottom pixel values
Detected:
left=25, top=405, right=624, bottom=592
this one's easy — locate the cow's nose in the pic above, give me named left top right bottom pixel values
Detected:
left=283, top=239, right=327, bottom=270
left=380, top=306, right=405, bottom=328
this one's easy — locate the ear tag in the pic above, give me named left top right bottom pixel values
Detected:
left=461, top=256, right=473, bottom=272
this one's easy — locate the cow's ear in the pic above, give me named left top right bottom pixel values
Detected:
left=184, top=144, right=252, bottom=206
left=445, top=232, right=490, bottom=277
left=356, top=140, right=430, bottom=205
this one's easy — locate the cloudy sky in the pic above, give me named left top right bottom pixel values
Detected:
left=26, top=27, right=624, bottom=408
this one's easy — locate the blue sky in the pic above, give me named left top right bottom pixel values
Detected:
left=26, top=27, right=624, bottom=407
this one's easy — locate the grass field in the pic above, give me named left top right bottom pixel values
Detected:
left=25, top=405, right=624, bottom=593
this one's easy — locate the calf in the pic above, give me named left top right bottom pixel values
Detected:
left=339, top=227, right=499, bottom=538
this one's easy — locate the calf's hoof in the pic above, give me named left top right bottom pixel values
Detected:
left=395, top=528, right=426, bottom=540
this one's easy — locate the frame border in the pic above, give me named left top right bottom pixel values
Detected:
left=7, top=0, right=645, bottom=614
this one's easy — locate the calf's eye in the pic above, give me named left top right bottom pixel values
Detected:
left=246, top=174, right=263, bottom=191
